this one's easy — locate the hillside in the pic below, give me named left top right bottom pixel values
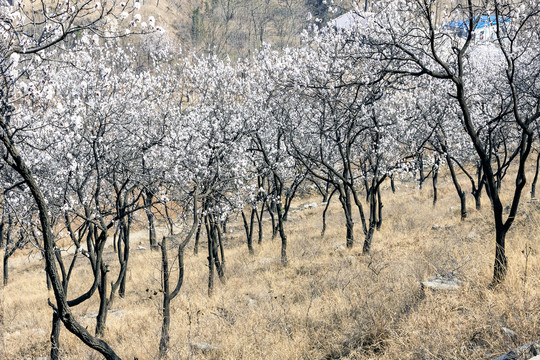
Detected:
left=3, top=172, right=539, bottom=359
left=135, top=0, right=337, bottom=58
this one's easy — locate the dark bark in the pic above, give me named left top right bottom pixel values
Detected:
left=338, top=186, right=354, bottom=249
left=144, top=190, right=158, bottom=251
left=3, top=252, right=8, bottom=287
left=0, top=220, right=3, bottom=248
left=95, top=264, right=109, bottom=338
left=158, top=236, right=172, bottom=359
left=446, top=155, right=467, bottom=220
left=275, top=199, right=288, bottom=265
left=241, top=208, right=255, bottom=255
left=159, top=193, right=198, bottom=358
left=472, top=163, right=485, bottom=210
left=205, top=215, right=215, bottom=297
left=432, top=159, right=439, bottom=206
left=417, top=154, right=425, bottom=189
left=215, top=221, right=226, bottom=281
left=321, top=187, right=337, bottom=236
left=363, top=190, right=377, bottom=254
left=531, top=151, right=540, bottom=199
left=50, top=311, right=61, bottom=360
left=266, top=200, right=277, bottom=240
left=256, top=201, right=264, bottom=245
left=376, top=186, right=383, bottom=230
left=492, top=227, right=508, bottom=285
left=1, top=47, right=120, bottom=360
left=193, top=220, right=202, bottom=255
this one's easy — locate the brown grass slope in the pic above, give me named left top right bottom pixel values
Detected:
left=2, top=170, right=540, bottom=359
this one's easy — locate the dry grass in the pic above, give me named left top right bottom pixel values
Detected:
left=2, top=171, right=540, bottom=360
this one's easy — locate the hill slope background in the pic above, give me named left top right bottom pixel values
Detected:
left=3, top=170, right=539, bottom=359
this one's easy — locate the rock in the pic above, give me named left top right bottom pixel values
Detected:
left=449, top=206, right=460, bottom=211
left=421, top=274, right=461, bottom=291
left=492, top=339, right=540, bottom=360
left=259, top=257, right=276, bottom=265
left=467, top=231, right=477, bottom=239
left=432, top=224, right=442, bottom=230
left=303, top=202, right=318, bottom=209
left=333, top=244, right=346, bottom=252
left=137, top=245, right=146, bottom=250
left=501, top=327, right=518, bottom=342
left=248, top=298, right=257, bottom=308
left=190, top=342, right=220, bottom=353
left=83, top=309, right=123, bottom=319
left=346, top=255, right=357, bottom=265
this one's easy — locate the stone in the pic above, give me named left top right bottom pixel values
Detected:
left=501, top=327, right=518, bottom=342
left=492, top=339, right=540, bottom=360
left=83, top=309, right=123, bottom=319
left=421, top=274, right=461, bottom=291
left=259, top=257, right=276, bottom=265
left=333, top=244, right=346, bottom=252
left=248, top=298, right=257, bottom=308
left=303, top=202, right=318, bottom=209
left=137, top=245, right=146, bottom=250
left=190, top=342, right=220, bottom=352
left=467, top=231, right=477, bottom=239
left=432, top=224, right=442, bottom=230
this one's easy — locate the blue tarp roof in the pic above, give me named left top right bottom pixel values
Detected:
left=444, top=15, right=510, bottom=32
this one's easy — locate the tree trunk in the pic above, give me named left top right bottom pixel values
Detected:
left=215, top=222, right=226, bottom=282
left=531, top=151, right=540, bottom=199
left=158, top=236, right=171, bottom=359
left=119, top=215, right=131, bottom=298
left=492, top=226, right=508, bottom=285
left=473, top=162, right=484, bottom=210
left=241, top=209, right=254, bottom=255
left=339, top=187, right=354, bottom=249
left=417, top=154, right=425, bottom=189
left=432, top=161, right=439, bottom=206
left=0, top=221, right=4, bottom=249
left=266, top=200, right=277, bottom=240
left=363, top=190, right=377, bottom=254
left=257, top=202, right=264, bottom=245
left=50, top=311, right=61, bottom=360
left=447, top=156, right=467, bottom=220
left=275, top=200, right=288, bottom=265
left=193, top=221, right=202, bottom=255
left=376, top=186, right=383, bottom=230
left=321, top=188, right=337, bottom=237
left=144, top=190, right=158, bottom=251
left=206, top=217, right=215, bottom=297
left=96, top=264, right=108, bottom=338
left=1, top=124, right=121, bottom=359
left=363, top=225, right=375, bottom=255
left=3, top=253, right=8, bottom=287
